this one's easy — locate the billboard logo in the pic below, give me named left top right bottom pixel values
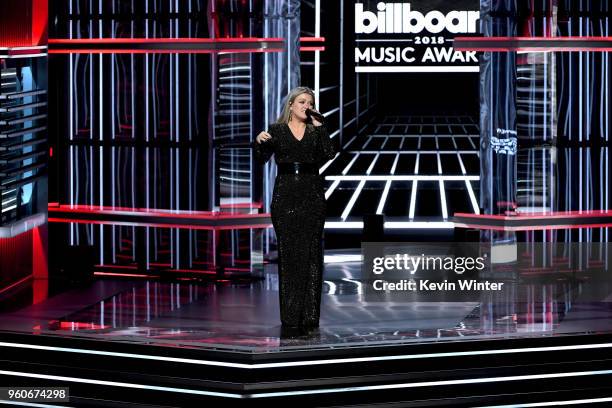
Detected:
left=355, top=2, right=479, bottom=34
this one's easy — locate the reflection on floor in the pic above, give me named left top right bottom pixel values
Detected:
left=1, top=249, right=611, bottom=352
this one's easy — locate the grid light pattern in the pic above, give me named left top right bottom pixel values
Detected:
left=322, top=115, right=481, bottom=229
left=0, top=58, right=47, bottom=225
left=215, top=58, right=254, bottom=209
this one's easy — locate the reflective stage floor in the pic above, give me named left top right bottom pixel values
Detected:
left=1, top=249, right=611, bottom=353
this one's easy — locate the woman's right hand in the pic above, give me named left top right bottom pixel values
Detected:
left=256, top=131, right=272, bottom=144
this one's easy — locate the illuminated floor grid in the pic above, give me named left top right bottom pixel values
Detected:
left=322, top=115, right=481, bottom=229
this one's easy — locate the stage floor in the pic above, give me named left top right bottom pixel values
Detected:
left=1, top=249, right=611, bottom=352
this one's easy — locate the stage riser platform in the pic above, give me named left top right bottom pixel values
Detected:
left=2, top=332, right=612, bottom=406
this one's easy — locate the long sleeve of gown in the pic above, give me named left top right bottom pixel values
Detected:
left=316, top=125, right=337, bottom=164
left=253, top=127, right=275, bottom=164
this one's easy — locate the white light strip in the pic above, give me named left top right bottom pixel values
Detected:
left=341, top=180, right=365, bottom=220
left=481, top=397, right=612, bottom=408
left=355, top=66, right=479, bottom=73
left=380, top=136, right=389, bottom=149
left=439, top=180, right=448, bottom=219
left=0, top=370, right=241, bottom=399
left=326, top=175, right=479, bottom=181
left=0, top=401, right=69, bottom=408
left=323, top=107, right=340, bottom=117
left=3, top=53, right=48, bottom=59
left=384, top=221, right=454, bottom=229
left=390, top=153, right=400, bottom=174
left=343, top=117, right=357, bottom=129
left=465, top=180, right=480, bottom=215
left=319, top=152, right=340, bottom=174
left=248, top=369, right=612, bottom=398
left=343, top=135, right=357, bottom=148
left=325, top=221, right=363, bottom=228
left=342, top=153, right=360, bottom=175
left=219, top=66, right=250, bottom=72
left=315, top=49, right=320, bottom=109
left=324, top=254, right=362, bottom=263
left=376, top=180, right=392, bottom=214
left=457, top=152, right=467, bottom=174
left=3, top=340, right=612, bottom=370
left=314, top=0, right=321, bottom=104
left=366, top=153, right=379, bottom=174
left=409, top=181, right=418, bottom=219
left=0, top=46, right=47, bottom=51
left=325, top=179, right=341, bottom=200
left=354, top=39, right=415, bottom=42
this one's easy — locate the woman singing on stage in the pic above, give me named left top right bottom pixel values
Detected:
left=253, top=87, right=337, bottom=336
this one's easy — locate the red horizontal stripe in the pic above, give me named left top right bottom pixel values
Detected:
left=48, top=218, right=272, bottom=230
left=455, top=210, right=612, bottom=220
left=48, top=48, right=281, bottom=54
left=300, top=46, right=325, bottom=52
left=299, top=37, right=325, bottom=42
left=48, top=37, right=283, bottom=44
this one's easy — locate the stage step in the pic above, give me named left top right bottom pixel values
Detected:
left=1, top=331, right=612, bottom=406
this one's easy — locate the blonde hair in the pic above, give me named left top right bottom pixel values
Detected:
left=275, top=86, right=317, bottom=125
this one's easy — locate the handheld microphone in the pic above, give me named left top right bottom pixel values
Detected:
left=306, top=108, right=325, bottom=124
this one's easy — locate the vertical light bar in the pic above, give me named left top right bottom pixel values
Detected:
left=264, top=11, right=270, bottom=253
left=89, top=146, right=93, bottom=243
left=376, top=181, right=391, bottom=215
left=175, top=28, right=180, bottom=267
left=391, top=152, right=399, bottom=174
left=314, top=0, right=320, bottom=105
left=100, top=300, right=104, bottom=327
left=68, top=3, right=74, bottom=247
left=439, top=180, right=448, bottom=219
left=287, top=2, right=291, bottom=93
left=145, top=0, right=150, bottom=271
left=436, top=152, right=447, bottom=219
left=339, top=0, right=344, bottom=144
left=579, top=17, right=583, bottom=143
left=466, top=180, right=480, bottom=214
left=98, top=1, right=104, bottom=263
left=170, top=147, right=174, bottom=268
left=409, top=181, right=417, bottom=219
left=69, top=146, right=74, bottom=244
left=341, top=180, right=365, bottom=220
left=607, top=16, right=610, bottom=143
left=146, top=148, right=150, bottom=271
left=175, top=54, right=179, bottom=142
left=410, top=150, right=419, bottom=219
left=111, top=146, right=116, bottom=262
left=132, top=147, right=136, bottom=261
left=380, top=136, right=389, bottom=149
left=99, top=146, right=104, bottom=263
left=366, top=153, right=379, bottom=174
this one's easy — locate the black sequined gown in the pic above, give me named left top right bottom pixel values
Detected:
left=253, top=123, right=337, bottom=328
